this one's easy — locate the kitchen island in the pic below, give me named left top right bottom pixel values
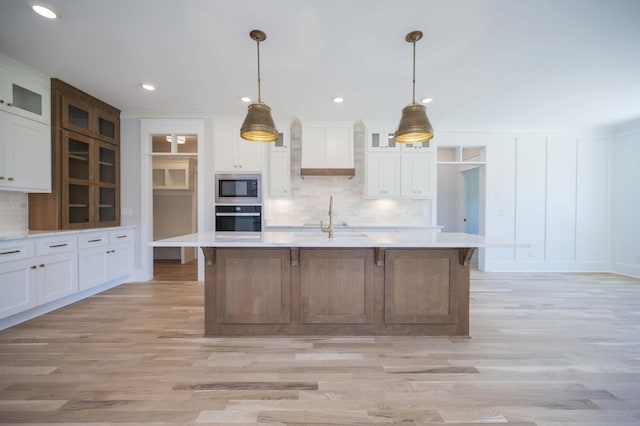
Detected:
left=152, top=231, right=488, bottom=336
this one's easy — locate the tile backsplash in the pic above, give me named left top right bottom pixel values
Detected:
left=0, top=191, right=28, bottom=233
left=265, top=120, right=433, bottom=227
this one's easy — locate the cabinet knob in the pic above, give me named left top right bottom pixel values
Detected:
left=0, top=176, right=4, bottom=180
left=0, top=99, right=4, bottom=104
left=39, top=264, right=45, bottom=268
left=7, top=102, right=13, bottom=107
left=7, top=177, right=14, bottom=181
left=31, top=265, right=37, bottom=269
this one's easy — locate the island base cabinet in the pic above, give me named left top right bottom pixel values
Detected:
left=203, top=246, right=473, bottom=336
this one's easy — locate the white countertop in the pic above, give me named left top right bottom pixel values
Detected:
left=151, top=231, right=515, bottom=248
left=0, top=226, right=136, bottom=242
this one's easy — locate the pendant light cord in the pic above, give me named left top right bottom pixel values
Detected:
left=256, top=39, right=262, bottom=103
left=412, top=39, right=416, bottom=105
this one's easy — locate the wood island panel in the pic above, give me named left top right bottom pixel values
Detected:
left=300, top=248, right=374, bottom=324
left=202, top=246, right=473, bottom=336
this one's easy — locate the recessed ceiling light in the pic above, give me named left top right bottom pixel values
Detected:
left=333, top=97, right=344, bottom=103
left=32, top=4, right=57, bottom=19
left=240, top=97, right=251, bottom=103
left=421, top=97, right=433, bottom=104
left=141, top=83, right=156, bottom=91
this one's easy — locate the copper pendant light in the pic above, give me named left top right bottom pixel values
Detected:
left=240, top=30, right=278, bottom=142
left=394, top=30, right=434, bottom=144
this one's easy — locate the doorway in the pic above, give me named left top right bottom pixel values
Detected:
left=151, top=134, right=198, bottom=280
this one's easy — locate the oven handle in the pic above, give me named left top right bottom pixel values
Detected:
left=215, top=212, right=261, bottom=217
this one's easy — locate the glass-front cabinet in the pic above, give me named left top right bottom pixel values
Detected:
left=61, top=131, right=119, bottom=229
left=0, top=59, right=50, bottom=124
left=61, top=96, right=119, bottom=146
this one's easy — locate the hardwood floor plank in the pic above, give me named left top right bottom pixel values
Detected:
left=0, top=272, right=639, bottom=425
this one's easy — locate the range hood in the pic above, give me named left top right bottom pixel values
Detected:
left=300, top=123, right=355, bottom=178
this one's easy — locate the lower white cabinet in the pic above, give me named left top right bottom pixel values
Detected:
left=35, top=252, right=78, bottom=305
left=78, top=229, right=134, bottom=292
left=0, top=227, right=135, bottom=324
left=0, top=258, right=37, bottom=319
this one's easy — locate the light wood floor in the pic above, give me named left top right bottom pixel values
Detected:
left=153, top=260, right=198, bottom=281
left=0, top=271, right=639, bottom=425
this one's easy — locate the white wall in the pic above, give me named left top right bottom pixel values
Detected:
left=612, top=119, right=640, bottom=277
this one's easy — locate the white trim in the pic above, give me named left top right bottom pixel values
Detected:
left=139, top=119, right=206, bottom=281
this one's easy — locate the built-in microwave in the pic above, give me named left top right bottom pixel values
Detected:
left=215, top=173, right=262, bottom=204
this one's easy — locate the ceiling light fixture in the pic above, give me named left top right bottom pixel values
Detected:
left=32, top=5, right=57, bottom=19
left=333, top=97, right=344, bottom=103
left=165, top=135, right=186, bottom=144
left=240, top=96, right=251, bottom=103
left=141, top=83, right=156, bottom=91
left=240, top=29, right=278, bottom=142
left=421, top=97, right=433, bottom=104
left=394, top=31, right=434, bottom=143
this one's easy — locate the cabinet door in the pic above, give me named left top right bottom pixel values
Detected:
left=401, top=153, right=435, bottom=198
left=0, top=259, right=37, bottom=320
left=366, top=153, right=400, bottom=198
left=0, top=113, right=51, bottom=192
left=106, top=243, right=134, bottom=281
left=213, top=122, right=238, bottom=171
left=368, top=129, right=398, bottom=151
left=237, top=138, right=264, bottom=171
left=269, top=150, right=291, bottom=198
left=95, top=108, right=119, bottom=146
left=325, top=126, right=353, bottom=168
left=95, top=142, right=119, bottom=226
left=78, top=246, right=108, bottom=291
left=36, top=253, right=78, bottom=305
left=0, top=64, right=50, bottom=124
left=62, top=131, right=93, bottom=228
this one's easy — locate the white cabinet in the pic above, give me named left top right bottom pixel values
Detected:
left=152, top=157, right=195, bottom=190
left=269, top=151, right=291, bottom=198
left=401, top=140, right=432, bottom=152
left=0, top=111, right=51, bottom=192
left=301, top=123, right=354, bottom=175
left=0, top=53, right=50, bottom=124
left=366, top=153, right=401, bottom=198
left=0, top=227, right=135, bottom=326
left=0, top=236, right=78, bottom=320
left=214, top=122, right=264, bottom=172
left=0, top=240, right=37, bottom=320
left=401, top=153, right=436, bottom=198
left=78, top=229, right=134, bottom=292
left=368, top=128, right=399, bottom=151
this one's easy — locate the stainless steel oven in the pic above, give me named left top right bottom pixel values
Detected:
left=215, top=205, right=262, bottom=232
left=215, top=173, right=262, bottom=204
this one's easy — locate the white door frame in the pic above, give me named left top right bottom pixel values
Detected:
left=140, top=119, right=206, bottom=281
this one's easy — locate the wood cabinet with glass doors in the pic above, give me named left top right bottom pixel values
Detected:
left=29, top=79, right=121, bottom=230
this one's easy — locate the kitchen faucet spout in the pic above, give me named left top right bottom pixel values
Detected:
left=320, top=195, right=334, bottom=238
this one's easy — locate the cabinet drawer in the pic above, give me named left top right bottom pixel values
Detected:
left=0, top=240, right=34, bottom=263
left=109, top=229, right=133, bottom=245
left=35, top=235, right=77, bottom=256
left=78, top=232, right=108, bottom=249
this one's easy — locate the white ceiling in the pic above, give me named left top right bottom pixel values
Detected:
left=1, top=0, right=639, bottom=132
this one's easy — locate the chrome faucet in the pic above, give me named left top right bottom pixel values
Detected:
left=320, top=195, right=334, bottom=238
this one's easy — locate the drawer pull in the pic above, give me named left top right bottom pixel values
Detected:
left=115, top=235, right=127, bottom=239
left=30, top=265, right=37, bottom=269
left=49, top=243, right=68, bottom=248
left=0, top=249, right=20, bottom=255
left=39, top=264, right=45, bottom=268
left=88, top=238, right=102, bottom=243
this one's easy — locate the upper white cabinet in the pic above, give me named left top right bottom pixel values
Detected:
left=214, top=121, right=264, bottom=172
left=400, top=152, right=436, bottom=198
left=268, top=124, right=291, bottom=198
left=301, top=122, right=354, bottom=176
left=0, top=112, right=51, bottom=192
left=366, top=153, right=401, bottom=198
left=0, top=54, right=51, bottom=193
left=401, top=140, right=432, bottom=152
left=367, top=128, right=399, bottom=152
left=0, top=54, right=50, bottom=124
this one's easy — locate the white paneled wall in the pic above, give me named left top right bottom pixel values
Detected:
left=612, top=121, right=640, bottom=277
left=439, top=131, right=611, bottom=272
left=514, top=135, right=547, bottom=264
